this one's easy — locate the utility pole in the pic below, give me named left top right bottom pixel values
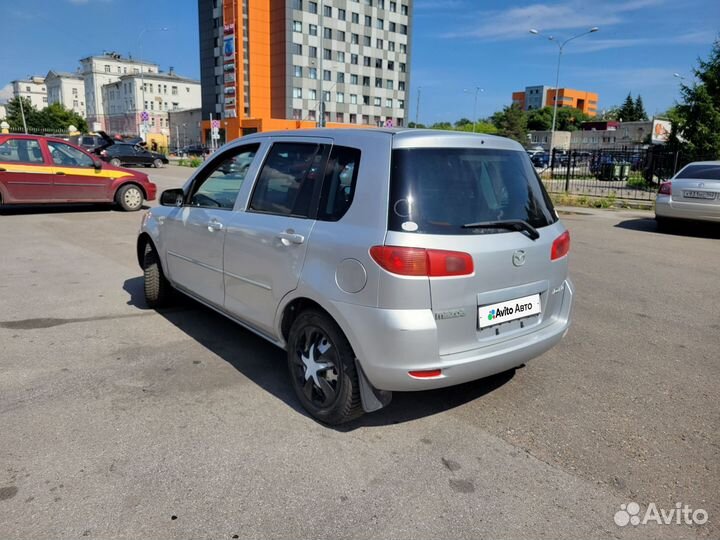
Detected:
left=415, top=86, right=421, bottom=127
left=18, top=95, right=28, bottom=134
left=318, top=0, right=324, bottom=127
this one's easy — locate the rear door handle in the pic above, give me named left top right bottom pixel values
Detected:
left=55, top=171, right=66, bottom=175
left=0, top=167, right=6, bottom=172
left=207, top=219, right=224, bottom=232
left=277, top=231, right=305, bottom=245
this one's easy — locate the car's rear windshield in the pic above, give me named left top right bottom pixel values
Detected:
left=389, top=147, right=557, bottom=235
left=676, top=164, right=720, bottom=180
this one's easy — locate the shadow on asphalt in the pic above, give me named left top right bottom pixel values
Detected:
left=0, top=203, right=149, bottom=215
left=123, top=276, right=514, bottom=430
left=615, top=217, right=720, bottom=239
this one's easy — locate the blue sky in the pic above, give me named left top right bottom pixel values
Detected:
left=1, top=0, right=718, bottom=124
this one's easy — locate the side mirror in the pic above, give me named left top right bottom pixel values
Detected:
left=160, top=188, right=184, bottom=207
left=93, top=159, right=103, bottom=170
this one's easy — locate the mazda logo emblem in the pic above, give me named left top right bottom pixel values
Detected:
left=512, top=250, right=526, bottom=267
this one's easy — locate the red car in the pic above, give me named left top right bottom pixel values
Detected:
left=0, top=134, right=156, bottom=211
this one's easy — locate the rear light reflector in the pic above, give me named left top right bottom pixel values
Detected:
left=370, top=246, right=474, bottom=277
left=408, top=369, right=442, bottom=379
left=659, top=181, right=672, bottom=195
left=551, top=230, right=571, bottom=261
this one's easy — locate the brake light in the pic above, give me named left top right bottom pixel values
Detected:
left=659, top=181, right=672, bottom=195
left=369, top=246, right=474, bottom=277
left=551, top=230, right=571, bottom=261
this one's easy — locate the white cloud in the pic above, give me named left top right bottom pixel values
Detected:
left=0, top=84, right=13, bottom=103
left=442, top=0, right=665, bottom=40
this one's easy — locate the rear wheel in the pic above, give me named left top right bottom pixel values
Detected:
left=142, top=242, right=173, bottom=308
left=287, top=310, right=363, bottom=425
left=116, top=184, right=144, bottom=212
left=109, top=158, right=121, bottom=167
left=153, top=158, right=163, bottom=168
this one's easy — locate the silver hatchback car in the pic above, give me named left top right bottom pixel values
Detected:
left=137, top=129, right=574, bottom=424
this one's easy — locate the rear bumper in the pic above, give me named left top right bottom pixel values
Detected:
left=334, top=279, right=574, bottom=392
left=655, top=196, right=720, bottom=222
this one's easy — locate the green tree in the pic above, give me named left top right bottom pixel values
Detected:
left=617, top=92, right=635, bottom=121
left=491, top=103, right=527, bottom=144
left=633, top=95, right=648, bottom=121
left=4, top=97, right=87, bottom=133
left=526, top=107, right=553, bottom=131
left=4, top=96, right=40, bottom=129
left=454, top=117, right=472, bottom=128
left=555, top=107, right=591, bottom=131
left=430, top=121, right=453, bottom=130
left=668, top=36, right=720, bottom=161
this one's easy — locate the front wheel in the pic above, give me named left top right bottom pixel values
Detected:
left=287, top=310, right=363, bottom=425
left=109, top=158, right=122, bottom=167
left=142, top=242, right=173, bottom=308
left=153, top=158, right=163, bottom=168
left=116, top=184, right=144, bottom=212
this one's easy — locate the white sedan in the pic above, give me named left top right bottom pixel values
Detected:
left=656, top=161, right=720, bottom=228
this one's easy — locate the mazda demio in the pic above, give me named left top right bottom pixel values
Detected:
left=137, top=129, right=574, bottom=424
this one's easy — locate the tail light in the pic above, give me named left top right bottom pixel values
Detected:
left=408, top=369, right=443, bottom=379
left=659, top=181, right=672, bottom=195
left=551, top=230, right=571, bottom=261
left=370, top=246, right=474, bottom=277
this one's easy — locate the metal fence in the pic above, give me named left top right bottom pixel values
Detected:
left=537, top=144, right=684, bottom=201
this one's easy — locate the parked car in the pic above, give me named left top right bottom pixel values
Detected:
left=182, top=144, right=209, bottom=157
left=0, top=134, right=156, bottom=211
left=100, top=143, right=169, bottom=168
left=531, top=151, right=550, bottom=168
left=137, top=129, right=574, bottom=424
left=655, top=161, right=720, bottom=228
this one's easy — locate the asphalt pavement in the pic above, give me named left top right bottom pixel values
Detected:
left=1, top=165, right=718, bottom=539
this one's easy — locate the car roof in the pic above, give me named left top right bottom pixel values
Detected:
left=0, top=133, right=84, bottom=146
left=681, top=161, right=720, bottom=166
left=240, top=128, right=523, bottom=151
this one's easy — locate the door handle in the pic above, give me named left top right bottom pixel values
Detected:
left=277, top=231, right=305, bottom=245
left=207, top=219, right=224, bottom=232
left=55, top=171, right=66, bottom=175
left=0, top=167, right=6, bottom=172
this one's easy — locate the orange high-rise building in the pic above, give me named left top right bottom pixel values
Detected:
left=511, top=85, right=598, bottom=117
left=198, top=0, right=413, bottom=143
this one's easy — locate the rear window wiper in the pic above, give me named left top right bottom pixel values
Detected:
left=461, top=219, right=540, bottom=240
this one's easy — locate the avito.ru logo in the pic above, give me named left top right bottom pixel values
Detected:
left=614, top=502, right=708, bottom=527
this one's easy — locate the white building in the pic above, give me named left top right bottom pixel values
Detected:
left=45, top=70, right=86, bottom=117
left=0, top=104, right=6, bottom=120
left=102, top=69, right=201, bottom=136
left=80, top=52, right=159, bottom=130
left=11, top=76, right=48, bottom=110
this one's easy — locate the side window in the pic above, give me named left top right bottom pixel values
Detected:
left=249, top=142, right=326, bottom=217
left=188, top=144, right=260, bottom=210
left=47, top=141, right=94, bottom=167
left=318, top=145, right=361, bottom=221
left=0, top=139, right=45, bottom=164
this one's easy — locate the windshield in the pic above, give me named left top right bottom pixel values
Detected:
left=389, top=148, right=557, bottom=235
left=676, top=164, right=720, bottom=180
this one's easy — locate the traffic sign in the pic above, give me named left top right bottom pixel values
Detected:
left=141, top=111, right=149, bottom=122
left=211, top=120, right=220, bottom=129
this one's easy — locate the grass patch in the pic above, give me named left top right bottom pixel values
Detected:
left=178, top=157, right=203, bottom=168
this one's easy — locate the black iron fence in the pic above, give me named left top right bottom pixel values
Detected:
left=535, top=144, right=686, bottom=201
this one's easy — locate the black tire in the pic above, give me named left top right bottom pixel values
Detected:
left=109, top=158, right=122, bottom=167
left=116, top=184, right=144, bottom=212
left=287, top=310, right=363, bottom=425
left=142, top=242, right=172, bottom=308
left=153, top=158, right=163, bottom=168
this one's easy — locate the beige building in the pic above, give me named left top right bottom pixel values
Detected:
left=45, top=70, right=86, bottom=117
left=11, top=76, right=48, bottom=110
left=528, top=130, right=571, bottom=151
left=168, top=108, right=202, bottom=151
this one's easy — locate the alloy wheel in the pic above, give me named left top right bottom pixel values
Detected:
left=291, top=325, right=340, bottom=408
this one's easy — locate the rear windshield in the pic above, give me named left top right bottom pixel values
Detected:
left=676, top=164, right=720, bottom=180
left=389, top=148, right=557, bottom=235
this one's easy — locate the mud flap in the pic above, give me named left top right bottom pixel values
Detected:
left=355, top=360, right=392, bottom=412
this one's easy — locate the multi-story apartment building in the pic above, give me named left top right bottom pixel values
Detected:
left=102, top=70, right=201, bottom=136
left=11, top=76, right=48, bottom=110
left=45, top=70, right=86, bottom=117
left=198, top=0, right=412, bottom=142
left=80, top=52, right=159, bottom=130
left=512, top=85, right=599, bottom=117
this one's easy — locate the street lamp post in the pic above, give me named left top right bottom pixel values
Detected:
left=464, top=86, right=484, bottom=132
left=137, top=27, right=168, bottom=140
left=415, top=86, right=422, bottom=127
left=529, top=27, right=599, bottom=158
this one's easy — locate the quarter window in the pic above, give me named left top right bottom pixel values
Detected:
left=250, top=143, right=326, bottom=217
left=318, top=146, right=361, bottom=221
left=188, top=144, right=260, bottom=209
left=47, top=141, right=94, bottom=167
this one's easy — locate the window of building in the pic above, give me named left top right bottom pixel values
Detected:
left=323, top=48, right=332, bottom=60
left=398, top=81, right=405, bottom=91
left=376, top=18, right=384, bottom=29
left=308, top=110, right=316, bottom=121
left=373, top=97, right=381, bottom=106
left=400, top=24, right=407, bottom=34
left=309, top=89, right=317, bottom=100
left=309, top=23, right=317, bottom=35
left=335, top=112, right=344, bottom=123
left=350, top=74, right=358, bottom=84
left=363, top=56, right=371, bottom=67
left=387, top=61, right=394, bottom=71
left=323, top=70, right=331, bottom=81
left=308, top=1, right=317, bottom=13
left=324, top=4, right=332, bottom=16
left=337, top=92, right=345, bottom=103
left=293, top=108, right=302, bottom=120
left=293, top=20, right=302, bottom=32
left=351, top=54, right=358, bottom=65
left=363, top=35, right=371, bottom=46
left=401, top=4, right=408, bottom=14
left=309, top=46, right=317, bottom=58
left=309, top=67, right=317, bottom=79
left=352, top=12, right=359, bottom=23
left=398, top=99, right=405, bottom=109
left=337, top=51, right=345, bottom=62
left=350, top=113, right=357, bottom=123
left=294, top=65, right=303, bottom=77
left=338, top=8, right=346, bottom=20
left=362, top=114, right=370, bottom=124
left=351, top=33, right=359, bottom=44
left=337, top=72, right=345, bottom=83
left=375, top=77, right=382, bottom=88
left=337, top=30, right=345, bottom=41
left=400, top=43, right=406, bottom=53
left=375, top=58, right=383, bottom=69
left=324, top=27, right=332, bottom=39
left=363, top=95, right=370, bottom=105
left=376, top=38, right=383, bottom=48
left=171, top=85, right=178, bottom=95
left=365, top=15, right=371, bottom=26
left=385, top=98, right=392, bottom=108
left=390, top=1, right=396, bottom=11
left=399, top=62, right=406, bottom=72
left=350, top=94, right=358, bottom=104
left=293, top=87, right=303, bottom=98
left=362, top=76, right=370, bottom=86
left=293, top=0, right=302, bottom=9
left=386, top=79, right=393, bottom=90
left=389, top=22, right=396, bottom=32
left=323, top=91, right=330, bottom=102
left=104, top=65, right=110, bottom=73
left=292, top=43, right=302, bottom=54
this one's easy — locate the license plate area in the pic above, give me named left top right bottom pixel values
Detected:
left=683, top=190, right=716, bottom=200
left=478, top=293, right=542, bottom=329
